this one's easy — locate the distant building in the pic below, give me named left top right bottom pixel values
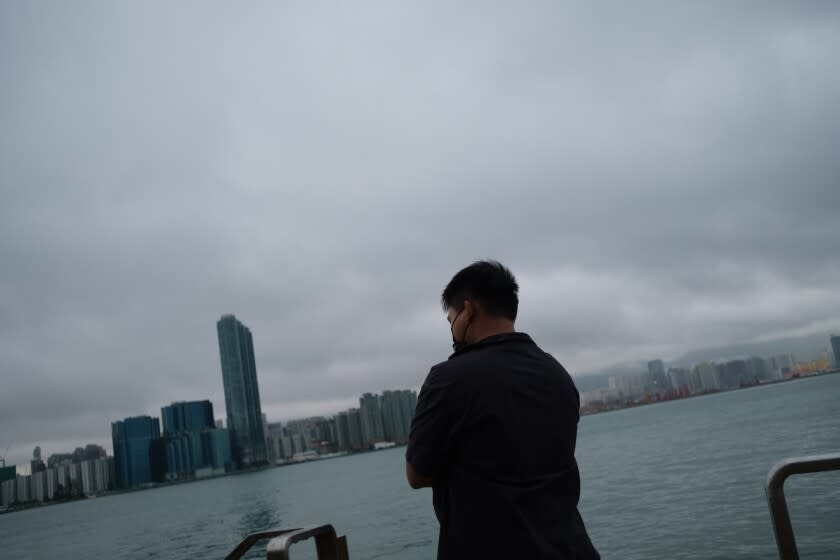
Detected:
left=694, top=362, right=720, bottom=391
left=204, top=429, right=233, bottom=472
left=217, top=314, right=267, bottom=467
left=347, top=408, right=364, bottom=451
left=30, top=447, right=46, bottom=475
left=647, top=360, right=671, bottom=392
left=111, top=415, right=165, bottom=488
left=335, top=411, right=351, bottom=451
left=164, top=428, right=232, bottom=479
left=56, top=464, right=71, bottom=498
left=721, top=360, right=749, bottom=389
left=0, top=463, right=15, bottom=484
left=46, top=468, right=58, bottom=500
left=16, top=475, right=31, bottom=503
left=767, top=354, right=795, bottom=379
left=161, top=401, right=215, bottom=435
left=666, top=367, right=691, bottom=392
left=160, top=399, right=230, bottom=479
left=381, top=390, right=417, bottom=444
left=31, top=471, right=46, bottom=502
left=747, top=356, right=770, bottom=381
left=831, top=335, right=840, bottom=369
left=1, top=478, right=16, bottom=506
left=359, top=393, right=385, bottom=446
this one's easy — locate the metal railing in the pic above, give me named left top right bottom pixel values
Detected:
left=765, top=452, right=840, bottom=560
left=225, top=524, right=348, bottom=560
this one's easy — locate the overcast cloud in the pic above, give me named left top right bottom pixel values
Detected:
left=2, top=1, right=839, bottom=467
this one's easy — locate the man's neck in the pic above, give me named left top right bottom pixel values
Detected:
left=468, top=319, right=516, bottom=344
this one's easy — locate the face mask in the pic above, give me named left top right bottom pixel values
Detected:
left=450, top=309, right=471, bottom=352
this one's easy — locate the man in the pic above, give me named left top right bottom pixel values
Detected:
left=406, top=260, right=600, bottom=559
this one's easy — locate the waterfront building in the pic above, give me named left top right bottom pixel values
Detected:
left=111, top=415, right=165, bottom=488
left=68, top=463, right=82, bottom=497
left=1, top=478, right=16, bottom=506
left=335, top=411, right=351, bottom=451
left=347, top=408, right=364, bottom=451
left=747, top=356, right=770, bottom=381
left=647, top=359, right=671, bottom=392
left=666, top=367, right=691, bottom=392
left=56, top=464, right=71, bottom=498
left=217, top=314, right=267, bottom=467
left=381, top=390, right=417, bottom=444
left=161, top=401, right=215, bottom=435
left=721, top=360, right=749, bottom=389
left=204, top=428, right=233, bottom=471
left=359, top=393, right=385, bottom=446
left=31, top=471, right=46, bottom=502
left=694, top=362, right=720, bottom=391
left=831, top=335, right=840, bottom=368
left=16, top=475, right=31, bottom=503
left=46, top=467, right=58, bottom=500
left=80, top=460, right=95, bottom=495
left=0, top=463, right=15, bottom=484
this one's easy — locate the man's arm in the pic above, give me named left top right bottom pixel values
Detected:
left=405, top=366, right=454, bottom=489
left=405, top=460, right=434, bottom=489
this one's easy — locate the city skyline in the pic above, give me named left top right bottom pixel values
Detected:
left=3, top=326, right=838, bottom=470
left=5, top=329, right=837, bottom=474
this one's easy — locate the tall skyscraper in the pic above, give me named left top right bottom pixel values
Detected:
left=217, top=314, right=267, bottom=467
left=359, top=393, right=384, bottom=446
left=111, top=416, right=165, bottom=488
left=831, top=335, right=840, bottom=369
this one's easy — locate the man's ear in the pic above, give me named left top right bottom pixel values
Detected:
left=464, top=299, right=477, bottom=321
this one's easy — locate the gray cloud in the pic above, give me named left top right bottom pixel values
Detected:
left=2, top=1, right=839, bottom=467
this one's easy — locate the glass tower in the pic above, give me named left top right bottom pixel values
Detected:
left=111, top=416, right=164, bottom=488
left=161, top=400, right=215, bottom=435
left=216, top=314, right=267, bottom=467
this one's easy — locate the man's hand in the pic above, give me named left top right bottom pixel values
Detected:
left=406, top=461, right=434, bottom=489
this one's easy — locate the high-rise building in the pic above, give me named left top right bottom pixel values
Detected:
left=347, top=408, right=364, bottom=451
left=1, top=478, right=16, bottom=506
left=46, top=467, right=58, bottom=500
left=217, top=314, right=267, bottom=467
left=381, top=390, right=418, bottom=444
left=335, top=411, right=351, bottom=451
left=31, top=471, right=46, bottom=502
left=694, top=362, right=720, bottom=391
left=359, top=393, right=384, bottom=446
left=647, top=360, right=671, bottom=392
left=16, top=475, right=31, bottom=503
left=0, top=462, right=15, bottom=484
left=111, top=416, right=165, bottom=489
left=204, top=429, right=233, bottom=471
left=747, top=356, right=769, bottom=381
left=666, top=367, right=691, bottom=392
left=831, top=335, right=840, bottom=369
left=161, top=401, right=215, bottom=435
left=721, top=360, right=749, bottom=389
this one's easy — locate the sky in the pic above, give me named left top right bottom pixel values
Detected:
left=1, top=1, right=839, bottom=468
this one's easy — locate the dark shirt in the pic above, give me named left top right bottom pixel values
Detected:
left=406, top=332, right=599, bottom=560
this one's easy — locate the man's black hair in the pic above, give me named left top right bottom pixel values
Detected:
left=441, top=260, right=519, bottom=321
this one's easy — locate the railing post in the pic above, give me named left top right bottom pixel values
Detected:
left=765, top=453, right=840, bottom=560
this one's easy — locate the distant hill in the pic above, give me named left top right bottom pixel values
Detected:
left=674, top=332, right=833, bottom=366
left=573, top=332, right=836, bottom=392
